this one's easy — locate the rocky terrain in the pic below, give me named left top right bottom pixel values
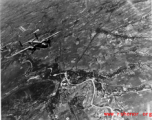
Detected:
left=1, top=0, right=152, bottom=120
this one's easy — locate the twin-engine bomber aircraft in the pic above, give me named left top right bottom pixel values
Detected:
left=5, top=31, right=61, bottom=58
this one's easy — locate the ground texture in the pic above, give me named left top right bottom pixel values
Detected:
left=1, top=0, right=152, bottom=120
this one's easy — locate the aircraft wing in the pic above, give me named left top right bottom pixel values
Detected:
left=22, top=31, right=60, bottom=45
left=6, top=46, right=32, bottom=58
left=41, top=31, right=61, bottom=42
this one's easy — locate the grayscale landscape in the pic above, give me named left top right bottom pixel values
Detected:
left=1, top=0, right=152, bottom=120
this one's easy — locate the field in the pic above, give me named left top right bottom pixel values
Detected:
left=1, top=0, right=152, bottom=120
